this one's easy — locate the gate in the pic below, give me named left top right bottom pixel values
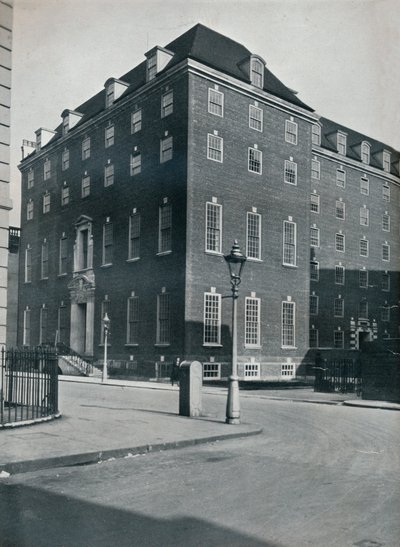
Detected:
left=0, top=347, right=59, bottom=426
left=314, top=358, right=361, bottom=395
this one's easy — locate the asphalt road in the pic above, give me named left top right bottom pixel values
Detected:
left=1, top=391, right=399, bottom=547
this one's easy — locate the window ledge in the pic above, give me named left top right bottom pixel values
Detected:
left=205, top=251, right=223, bottom=257
left=101, top=263, right=113, bottom=268
left=156, top=251, right=172, bottom=257
left=58, top=273, right=67, bottom=278
left=126, top=258, right=140, bottom=263
left=154, top=343, right=170, bottom=347
left=247, top=258, right=263, bottom=263
left=244, top=345, right=262, bottom=349
left=281, top=346, right=297, bottom=350
left=282, top=263, right=298, bottom=269
left=40, top=277, right=49, bottom=281
left=203, top=343, right=223, bottom=347
left=125, top=344, right=139, bottom=347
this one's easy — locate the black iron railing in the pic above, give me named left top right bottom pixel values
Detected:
left=314, top=358, right=361, bottom=395
left=0, top=347, right=59, bottom=426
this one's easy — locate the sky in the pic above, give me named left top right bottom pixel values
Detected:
left=9, top=0, right=400, bottom=226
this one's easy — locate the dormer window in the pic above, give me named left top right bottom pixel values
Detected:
left=361, top=142, right=370, bottom=164
left=61, top=110, right=83, bottom=134
left=145, top=46, right=174, bottom=83
left=337, top=132, right=347, bottom=155
left=35, top=128, right=57, bottom=151
left=62, top=115, right=69, bottom=136
left=382, top=150, right=391, bottom=172
left=250, top=57, right=264, bottom=88
left=104, top=78, right=129, bottom=108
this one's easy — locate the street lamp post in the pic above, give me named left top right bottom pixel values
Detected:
left=224, top=240, right=247, bottom=424
left=102, top=313, right=110, bottom=382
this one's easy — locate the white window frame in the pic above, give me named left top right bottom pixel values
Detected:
left=285, top=120, right=298, bottom=145
left=250, top=57, right=264, bottom=88
left=43, top=159, right=51, bottom=180
left=359, top=207, right=369, bottom=226
left=205, top=202, right=222, bottom=254
left=361, top=142, right=370, bottom=164
left=158, top=202, right=172, bottom=254
left=43, top=192, right=50, bottom=214
left=127, top=296, right=139, bottom=345
left=249, top=104, right=263, bottom=131
left=203, top=292, right=221, bottom=346
left=102, top=222, right=113, bottom=265
left=335, top=200, right=345, bottom=220
left=104, top=163, right=114, bottom=187
left=359, top=269, right=368, bottom=289
left=23, top=308, right=31, bottom=346
left=244, top=363, right=261, bottom=380
left=281, top=363, right=295, bottom=377
left=81, top=175, right=90, bottom=198
left=161, top=90, right=173, bottom=118
left=310, top=294, right=319, bottom=316
left=41, top=240, right=49, bottom=279
left=382, top=184, right=390, bottom=202
left=382, top=244, right=390, bottom=262
left=337, top=133, right=347, bottom=155
left=336, top=168, right=346, bottom=188
left=382, top=213, right=390, bottom=232
left=130, top=152, right=141, bottom=176
left=82, top=137, right=90, bottom=160
left=309, top=328, right=319, bottom=348
left=381, top=272, right=390, bottom=292
left=24, top=247, right=32, bottom=283
left=311, top=159, right=320, bottom=180
left=246, top=212, right=261, bottom=260
left=281, top=300, right=296, bottom=348
left=245, top=297, right=261, bottom=348
left=334, top=330, right=344, bottom=349
left=203, top=363, right=221, bottom=379
left=335, top=265, right=345, bottom=285
left=27, top=200, right=33, bottom=220
left=310, top=260, right=319, bottom=282
left=360, top=239, right=369, bottom=257
left=310, top=194, right=320, bottom=214
left=128, top=212, right=140, bottom=260
left=39, top=306, right=48, bottom=345
left=248, top=147, right=262, bottom=174
left=334, top=298, right=344, bottom=318
left=62, top=149, right=69, bottom=171
left=131, top=108, right=142, bottom=133
left=207, top=134, right=223, bottom=163
left=27, top=169, right=34, bottom=189
left=335, top=233, right=345, bottom=253
left=105, top=124, right=115, bottom=148
left=283, top=220, right=297, bottom=266
left=284, top=159, right=297, bottom=185
left=359, top=300, right=368, bottom=319
left=383, top=151, right=391, bottom=172
left=59, top=236, right=68, bottom=275
left=311, top=125, right=321, bottom=146
left=310, top=227, right=320, bottom=248
left=208, top=88, right=224, bottom=117
left=381, top=305, right=390, bottom=323
left=360, top=176, right=369, bottom=195
left=160, top=136, right=173, bottom=163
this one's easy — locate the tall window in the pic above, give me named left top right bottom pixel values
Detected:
left=381, top=305, right=390, bottom=322
left=311, top=159, right=320, bottom=180
left=157, top=292, right=170, bottom=345
left=58, top=305, right=67, bottom=345
left=249, top=105, right=263, bottom=131
left=104, top=163, right=114, bottom=187
left=131, top=108, right=142, bottom=133
left=160, top=136, right=173, bottom=163
left=62, top=149, right=69, bottom=171
left=336, top=168, right=346, bottom=188
left=127, top=295, right=139, bottom=344
left=158, top=202, right=172, bottom=253
left=310, top=294, right=318, bottom=316
left=206, top=202, right=222, bottom=253
left=360, top=207, right=369, bottom=226
left=39, top=306, right=48, bottom=345
left=130, top=152, right=141, bottom=176
left=41, top=240, right=49, bottom=279
left=43, top=192, right=51, bottom=214
left=335, top=265, right=345, bottom=285
left=310, top=226, right=320, bottom=248
left=105, top=124, right=114, bottom=147
left=382, top=184, right=390, bottom=202
left=310, top=260, right=319, bottom=281
left=246, top=212, right=261, bottom=260
left=161, top=90, right=173, bottom=118
left=203, top=292, right=221, bottom=345
left=27, top=200, right=34, bottom=220
left=359, top=300, right=368, bottom=319
left=311, top=125, right=321, bottom=146
left=82, top=175, right=90, bottom=197
left=334, top=298, right=344, bottom=317
left=23, top=308, right=31, bottom=346
left=128, top=212, right=140, bottom=260
left=335, top=233, right=345, bottom=252
left=310, top=194, right=320, bottom=213
left=309, top=327, right=319, bottom=348
left=105, top=84, right=114, bottom=107
left=361, top=142, right=370, bottom=164
left=248, top=147, right=262, bottom=173
left=381, top=272, right=390, bottom=291
left=360, top=239, right=369, bottom=257
left=285, top=120, right=298, bottom=144
left=208, top=88, right=224, bottom=117
left=25, top=246, right=32, bottom=283
left=359, top=269, right=368, bottom=288
left=337, top=133, right=347, bottom=155
left=27, top=169, right=34, bottom=189
left=284, top=160, right=297, bottom=185
left=382, top=243, right=390, bottom=261
left=250, top=58, right=264, bottom=88
left=147, top=54, right=157, bottom=81
left=360, top=177, right=369, bottom=195
left=102, top=222, right=113, bottom=265
left=283, top=220, right=297, bottom=266
left=82, top=137, right=90, bottom=159
left=334, top=330, right=344, bottom=349
left=44, top=159, right=51, bottom=180
left=382, top=213, right=390, bottom=232
left=59, top=236, right=68, bottom=275
left=336, top=200, right=345, bottom=220
left=207, top=134, right=223, bottom=162
left=282, top=300, right=295, bottom=348
left=245, top=297, right=260, bottom=347
left=61, top=185, right=70, bottom=206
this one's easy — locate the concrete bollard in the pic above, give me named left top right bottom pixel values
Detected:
left=179, top=360, right=202, bottom=417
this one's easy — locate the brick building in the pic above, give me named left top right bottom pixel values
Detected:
left=17, top=24, right=399, bottom=380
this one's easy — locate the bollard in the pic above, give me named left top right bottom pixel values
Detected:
left=179, top=361, right=202, bottom=417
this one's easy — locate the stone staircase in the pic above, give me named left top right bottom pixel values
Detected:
left=56, top=344, right=102, bottom=378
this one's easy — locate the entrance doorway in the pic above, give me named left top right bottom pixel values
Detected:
left=357, top=330, right=371, bottom=350
left=75, top=303, right=87, bottom=354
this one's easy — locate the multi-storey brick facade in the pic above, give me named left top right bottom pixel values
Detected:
left=17, top=24, right=399, bottom=380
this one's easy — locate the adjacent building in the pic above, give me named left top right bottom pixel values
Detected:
left=17, top=24, right=399, bottom=380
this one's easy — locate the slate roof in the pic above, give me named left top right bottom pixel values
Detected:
left=319, top=117, right=399, bottom=175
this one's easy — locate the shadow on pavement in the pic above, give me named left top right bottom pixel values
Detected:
left=0, top=482, right=281, bottom=547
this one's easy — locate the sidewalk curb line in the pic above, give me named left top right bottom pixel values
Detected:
left=342, top=401, right=400, bottom=411
left=0, top=427, right=263, bottom=476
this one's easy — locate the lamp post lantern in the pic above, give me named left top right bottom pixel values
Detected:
left=102, top=312, right=110, bottom=382
left=224, top=240, right=247, bottom=424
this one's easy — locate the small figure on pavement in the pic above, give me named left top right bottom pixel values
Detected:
left=171, top=357, right=181, bottom=386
